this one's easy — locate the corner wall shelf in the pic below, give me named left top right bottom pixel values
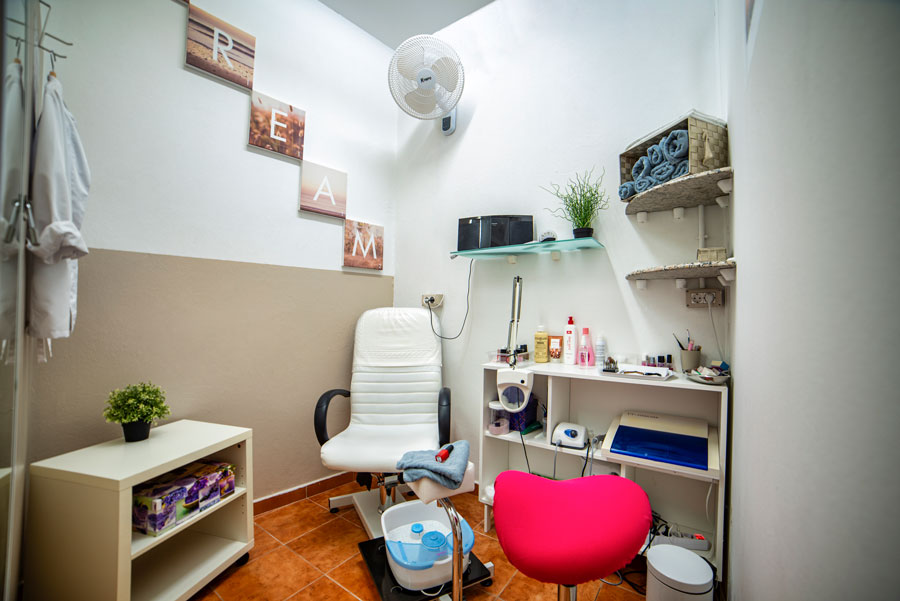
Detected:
left=623, top=167, right=733, bottom=216
left=450, top=237, right=603, bottom=263
left=626, top=260, right=737, bottom=288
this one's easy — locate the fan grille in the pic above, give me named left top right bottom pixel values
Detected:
left=388, top=35, right=464, bottom=120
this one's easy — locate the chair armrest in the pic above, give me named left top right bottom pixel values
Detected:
left=438, top=387, right=451, bottom=447
left=314, top=389, right=350, bottom=446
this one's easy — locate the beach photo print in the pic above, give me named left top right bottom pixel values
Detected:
left=300, top=162, right=347, bottom=218
left=249, top=92, right=306, bottom=159
left=186, top=5, right=255, bottom=90
left=343, top=220, right=383, bottom=271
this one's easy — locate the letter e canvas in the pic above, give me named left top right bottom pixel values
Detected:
left=300, top=162, right=347, bottom=218
left=186, top=5, right=255, bottom=90
left=249, top=92, right=306, bottom=159
left=344, top=220, right=383, bottom=271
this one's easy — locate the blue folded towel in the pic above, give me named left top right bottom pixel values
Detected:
left=618, top=181, right=636, bottom=200
left=672, top=159, right=689, bottom=179
left=634, top=176, right=658, bottom=194
left=631, top=156, right=653, bottom=181
left=650, top=161, right=676, bottom=183
left=397, top=440, right=470, bottom=490
left=661, top=130, right=689, bottom=163
left=647, top=144, right=664, bottom=166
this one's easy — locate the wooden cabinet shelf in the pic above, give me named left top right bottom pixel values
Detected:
left=26, top=420, right=254, bottom=601
left=478, top=363, right=727, bottom=579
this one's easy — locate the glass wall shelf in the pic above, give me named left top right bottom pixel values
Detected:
left=450, top=238, right=604, bottom=262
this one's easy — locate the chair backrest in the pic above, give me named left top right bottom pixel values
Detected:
left=349, top=307, right=442, bottom=428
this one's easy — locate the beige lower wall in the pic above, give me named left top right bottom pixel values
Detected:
left=27, top=249, right=393, bottom=497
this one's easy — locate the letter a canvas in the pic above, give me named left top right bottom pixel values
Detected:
left=186, top=5, right=255, bottom=90
left=300, top=162, right=347, bottom=218
left=249, top=92, right=306, bottom=159
left=343, top=220, right=383, bottom=271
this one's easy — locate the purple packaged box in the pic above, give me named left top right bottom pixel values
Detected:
left=132, top=481, right=187, bottom=536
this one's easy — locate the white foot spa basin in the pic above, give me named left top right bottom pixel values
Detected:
left=381, top=500, right=475, bottom=591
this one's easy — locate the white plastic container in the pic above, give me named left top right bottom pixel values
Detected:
left=594, top=335, right=607, bottom=370
left=646, top=544, right=713, bottom=601
left=381, top=500, right=474, bottom=591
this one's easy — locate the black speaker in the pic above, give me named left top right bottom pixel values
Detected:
left=508, top=217, right=534, bottom=245
left=457, top=215, right=534, bottom=251
left=457, top=217, right=481, bottom=251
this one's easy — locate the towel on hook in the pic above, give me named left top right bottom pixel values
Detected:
left=618, top=181, right=636, bottom=200
left=631, top=156, right=653, bottom=181
left=672, top=159, right=690, bottom=179
left=647, top=144, right=664, bottom=166
left=634, top=176, right=658, bottom=194
left=650, top=161, right=676, bottom=183
left=397, top=440, right=470, bottom=490
left=661, top=130, right=689, bottom=163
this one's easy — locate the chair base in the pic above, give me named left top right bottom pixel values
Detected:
left=328, top=485, right=412, bottom=539
left=558, top=584, right=576, bottom=601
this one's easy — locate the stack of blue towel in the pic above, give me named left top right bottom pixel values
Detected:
left=619, top=129, right=691, bottom=200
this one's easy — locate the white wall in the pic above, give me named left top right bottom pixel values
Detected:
left=719, top=0, right=900, bottom=598
left=392, top=0, right=727, bottom=475
left=47, top=0, right=397, bottom=273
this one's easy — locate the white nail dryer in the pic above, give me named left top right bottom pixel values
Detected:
left=551, top=422, right=587, bottom=449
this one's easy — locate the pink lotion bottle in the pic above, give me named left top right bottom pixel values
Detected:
left=577, top=327, right=595, bottom=366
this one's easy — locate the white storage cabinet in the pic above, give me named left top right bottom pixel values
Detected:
left=25, top=420, right=253, bottom=601
left=478, top=363, right=728, bottom=579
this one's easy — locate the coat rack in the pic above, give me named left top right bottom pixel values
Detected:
left=6, top=0, right=73, bottom=69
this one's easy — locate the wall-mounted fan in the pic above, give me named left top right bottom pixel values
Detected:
left=388, top=34, right=464, bottom=135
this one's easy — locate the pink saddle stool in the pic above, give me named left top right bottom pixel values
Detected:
left=493, top=471, right=651, bottom=601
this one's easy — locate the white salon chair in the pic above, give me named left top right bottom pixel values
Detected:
left=314, top=307, right=450, bottom=538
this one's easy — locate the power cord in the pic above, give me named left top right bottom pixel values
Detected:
left=427, top=258, right=474, bottom=340
left=518, top=429, right=532, bottom=474
left=705, top=294, right=726, bottom=362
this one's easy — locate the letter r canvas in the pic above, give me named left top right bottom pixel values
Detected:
left=186, top=5, right=256, bottom=90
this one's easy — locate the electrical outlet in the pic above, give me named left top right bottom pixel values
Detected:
left=421, top=294, right=444, bottom=308
left=686, top=288, right=724, bottom=308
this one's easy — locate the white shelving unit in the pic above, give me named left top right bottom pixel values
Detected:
left=478, top=362, right=728, bottom=579
left=26, top=420, right=253, bottom=601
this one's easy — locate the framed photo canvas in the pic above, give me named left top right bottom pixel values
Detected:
left=186, top=5, right=255, bottom=90
left=300, top=162, right=347, bottom=218
left=249, top=92, right=306, bottom=159
left=343, top=220, right=383, bottom=271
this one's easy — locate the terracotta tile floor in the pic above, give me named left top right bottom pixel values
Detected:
left=191, top=481, right=647, bottom=601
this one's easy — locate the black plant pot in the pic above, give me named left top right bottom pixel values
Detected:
left=122, top=421, right=151, bottom=442
left=573, top=227, right=594, bottom=239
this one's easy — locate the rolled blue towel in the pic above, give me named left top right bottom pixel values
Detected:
left=397, top=440, right=470, bottom=489
left=661, top=129, right=689, bottom=163
left=618, top=181, right=636, bottom=200
left=634, top=176, right=658, bottom=194
left=631, top=156, right=653, bottom=181
left=672, top=159, right=690, bottom=179
left=650, top=161, right=676, bottom=183
left=647, top=144, right=664, bottom=166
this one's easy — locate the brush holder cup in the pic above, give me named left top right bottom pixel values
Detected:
left=680, top=350, right=701, bottom=372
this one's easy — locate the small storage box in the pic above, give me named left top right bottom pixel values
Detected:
left=697, top=247, right=727, bottom=262
left=132, top=481, right=189, bottom=536
left=619, top=111, right=729, bottom=190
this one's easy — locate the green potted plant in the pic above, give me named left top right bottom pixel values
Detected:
left=102, top=382, right=170, bottom=442
left=544, top=167, right=610, bottom=238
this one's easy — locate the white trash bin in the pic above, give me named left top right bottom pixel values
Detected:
left=646, top=544, right=713, bottom=601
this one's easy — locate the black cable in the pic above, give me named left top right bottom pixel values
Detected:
left=581, top=438, right=592, bottom=477
left=552, top=440, right=561, bottom=479
left=620, top=570, right=646, bottom=595
left=518, top=429, right=532, bottom=474
left=427, top=258, right=474, bottom=340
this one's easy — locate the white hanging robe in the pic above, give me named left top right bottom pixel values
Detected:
left=27, top=74, right=90, bottom=340
left=0, top=62, right=25, bottom=344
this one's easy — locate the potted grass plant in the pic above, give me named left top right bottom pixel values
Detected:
left=544, top=167, right=610, bottom=238
left=102, top=382, right=170, bottom=442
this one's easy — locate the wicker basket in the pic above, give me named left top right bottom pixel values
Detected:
left=619, top=111, right=729, bottom=188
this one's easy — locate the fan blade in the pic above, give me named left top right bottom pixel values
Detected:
left=434, top=85, right=452, bottom=113
left=431, top=57, right=459, bottom=93
left=397, top=46, right=425, bottom=80
left=405, top=89, right=436, bottom=115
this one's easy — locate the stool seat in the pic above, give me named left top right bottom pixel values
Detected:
left=493, top=471, right=651, bottom=585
